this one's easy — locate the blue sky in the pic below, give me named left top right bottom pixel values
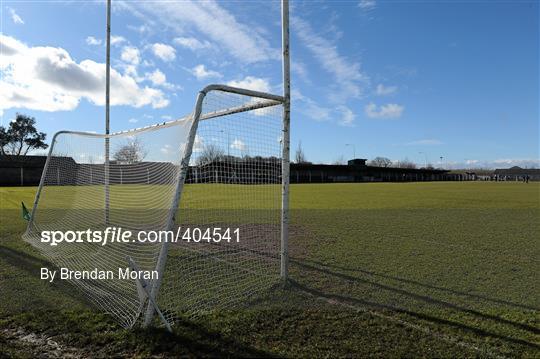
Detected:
left=1, top=0, right=538, bottom=168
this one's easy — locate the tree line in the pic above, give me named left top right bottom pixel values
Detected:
left=294, top=141, right=423, bottom=169
left=0, top=115, right=432, bottom=170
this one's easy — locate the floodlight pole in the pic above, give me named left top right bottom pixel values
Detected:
left=280, top=0, right=290, bottom=282
left=419, top=151, right=427, bottom=168
left=105, top=0, right=111, bottom=224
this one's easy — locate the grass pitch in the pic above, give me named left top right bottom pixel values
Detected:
left=1, top=182, right=539, bottom=357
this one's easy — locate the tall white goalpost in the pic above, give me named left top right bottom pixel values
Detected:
left=281, top=0, right=291, bottom=282
left=105, top=0, right=111, bottom=226
left=23, top=0, right=291, bottom=330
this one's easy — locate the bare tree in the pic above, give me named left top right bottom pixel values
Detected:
left=369, top=156, right=392, bottom=167
left=396, top=158, right=417, bottom=169
left=113, top=139, right=147, bottom=164
left=196, top=144, right=225, bottom=165
left=295, top=141, right=307, bottom=164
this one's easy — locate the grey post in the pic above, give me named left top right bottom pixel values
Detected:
left=281, top=0, right=291, bottom=281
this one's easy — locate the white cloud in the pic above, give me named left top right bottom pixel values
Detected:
left=0, top=35, right=168, bottom=112
left=120, top=1, right=277, bottom=63
left=492, top=159, right=540, bottom=167
left=111, top=35, right=126, bottom=46
left=86, top=36, right=102, bottom=46
left=121, top=46, right=140, bottom=65
left=227, top=76, right=271, bottom=93
left=193, top=135, right=204, bottom=153
left=145, top=69, right=181, bottom=91
left=292, top=16, right=368, bottom=103
left=376, top=84, right=397, bottom=96
left=190, top=64, right=222, bottom=80
left=127, top=24, right=151, bottom=35
left=173, top=37, right=212, bottom=51
left=292, top=89, right=331, bottom=122
left=291, top=61, right=309, bottom=83
left=8, top=8, right=24, bottom=25
left=185, top=135, right=204, bottom=156
left=122, top=64, right=141, bottom=81
left=146, top=69, right=166, bottom=85
left=295, top=89, right=359, bottom=128
left=406, top=139, right=443, bottom=146
left=358, top=0, right=376, bottom=11
left=304, top=103, right=331, bottom=121
left=338, top=106, right=355, bottom=127
left=161, top=115, right=173, bottom=120
left=226, top=76, right=274, bottom=117
left=151, top=43, right=176, bottom=62
left=160, top=144, right=172, bottom=154
left=365, top=103, right=404, bottom=119
left=443, top=158, right=540, bottom=170
left=128, top=118, right=138, bottom=123
left=230, top=138, right=246, bottom=151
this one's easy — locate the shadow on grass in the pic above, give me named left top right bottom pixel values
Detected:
left=0, top=244, right=91, bottom=305
left=5, top=310, right=274, bottom=357
left=0, top=245, right=274, bottom=357
left=125, top=321, right=275, bottom=357
left=289, top=258, right=540, bottom=351
left=298, top=257, right=540, bottom=312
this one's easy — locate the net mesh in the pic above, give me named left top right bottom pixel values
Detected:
left=23, top=88, right=283, bottom=328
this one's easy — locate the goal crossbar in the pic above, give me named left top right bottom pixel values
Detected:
left=23, top=83, right=290, bottom=329
left=25, top=84, right=284, bottom=229
left=22, top=0, right=291, bottom=330
left=37, top=88, right=283, bottom=141
left=141, top=84, right=286, bottom=326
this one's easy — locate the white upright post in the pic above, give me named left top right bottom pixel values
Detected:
left=143, top=91, right=206, bottom=328
left=281, top=0, right=290, bottom=281
left=104, top=0, right=111, bottom=224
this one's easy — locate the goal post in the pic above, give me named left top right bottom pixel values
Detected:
left=23, top=0, right=291, bottom=330
left=23, top=84, right=289, bottom=329
left=105, top=0, right=111, bottom=227
left=143, top=84, right=288, bottom=326
left=281, top=0, right=291, bottom=281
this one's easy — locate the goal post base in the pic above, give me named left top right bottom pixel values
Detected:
left=127, top=256, right=172, bottom=332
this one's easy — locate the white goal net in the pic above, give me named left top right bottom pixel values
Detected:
left=23, top=86, right=285, bottom=329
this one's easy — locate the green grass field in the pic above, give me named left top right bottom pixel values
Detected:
left=1, top=182, right=539, bottom=357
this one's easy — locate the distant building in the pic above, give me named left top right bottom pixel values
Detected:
left=1, top=155, right=498, bottom=187
left=0, top=155, right=47, bottom=186
left=493, top=166, right=540, bottom=181
left=348, top=158, right=368, bottom=166
left=291, top=158, right=456, bottom=183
